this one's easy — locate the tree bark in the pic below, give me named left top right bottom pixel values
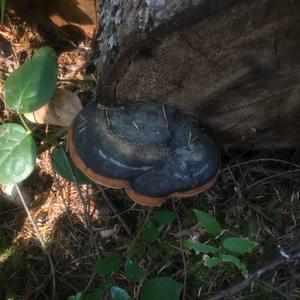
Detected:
left=95, top=0, right=300, bottom=150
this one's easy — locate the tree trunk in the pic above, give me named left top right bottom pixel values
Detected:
left=95, top=0, right=300, bottom=150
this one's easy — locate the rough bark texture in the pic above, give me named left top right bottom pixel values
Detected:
left=95, top=0, right=300, bottom=149
left=96, top=0, right=237, bottom=102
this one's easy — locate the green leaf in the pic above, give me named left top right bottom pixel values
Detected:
left=68, top=292, right=83, bottom=300
left=140, top=222, right=160, bottom=243
left=82, top=286, right=106, bottom=300
left=124, top=260, right=145, bottom=282
left=0, top=0, right=6, bottom=21
left=140, top=277, right=183, bottom=300
left=220, top=255, right=249, bottom=278
left=222, top=237, right=257, bottom=254
left=92, top=255, right=123, bottom=276
left=202, top=255, right=221, bottom=268
left=202, top=254, right=249, bottom=278
left=183, top=240, right=218, bottom=254
left=151, top=210, right=176, bottom=225
left=4, top=46, right=57, bottom=113
left=193, top=209, right=222, bottom=237
left=52, top=145, right=91, bottom=184
left=110, top=286, right=132, bottom=300
left=0, top=123, right=36, bottom=183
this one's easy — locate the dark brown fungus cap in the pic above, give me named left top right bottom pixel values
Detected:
left=68, top=101, right=220, bottom=206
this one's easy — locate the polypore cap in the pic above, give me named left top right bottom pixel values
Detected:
left=68, top=101, right=220, bottom=206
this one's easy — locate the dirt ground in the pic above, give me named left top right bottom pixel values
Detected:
left=1, top=8, right=300, bottom=300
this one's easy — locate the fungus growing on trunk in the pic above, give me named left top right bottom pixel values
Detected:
left=68, top=101, right=220, bottom=206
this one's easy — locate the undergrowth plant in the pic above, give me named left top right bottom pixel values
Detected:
left=0, top=45, right=257, bottom=300
left=68, top=209, right=183, bottom=300
left=183, top=210, right=257, bottom=278
left=0, top=46, right=57, bottom=185
left=1, top=50, right=184, bottom=299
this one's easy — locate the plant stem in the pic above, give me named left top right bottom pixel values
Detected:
left=59, top=146, right=101, bottom=260
left=126, top=207, right=153, bottom=257
left=15, top=184, right=56, bottom=300
left=18, top=113, right=31, bottom=133
left=98, top=187, right=132, bottom=237
left=172, top=199, right=187, bottom=300
left=206, top=242, right=300, bottom=300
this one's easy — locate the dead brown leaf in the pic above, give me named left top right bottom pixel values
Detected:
left=24, top=88, right=82, bottom=127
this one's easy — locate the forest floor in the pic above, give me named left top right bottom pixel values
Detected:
left=1, top=9, right=300, bottom=300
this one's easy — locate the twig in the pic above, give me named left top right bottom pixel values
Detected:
left=60, top=147, right=101, bottom=259
left=256, top=279, right=291, bottom=300
left=135, top=276, right=146, bottom=300
left=79, top=126, right=87, bottom=134
left=128, top=208, right=152, bottom=299
left=105, top=108, right=111, bottom=127
left=37, top=128, right=67, bottom=155
left=127, top=207, right=153, bottom=256
left=162, top=104, right=169, bottom=129
left=83, top=272, right=96, bottom=294
left=206, top=244, right=300, bottom=300
left=172, top=199, right=187, bottom=300
left=220, top=158, right=300, bottom=174
left=98, top=187, right=132, bottom=237
left=50, top=158, right=77, bottom=236
left=60, top=149, right=91, bottom=228
left=18, top=113, right=31, bottom=132
left=15, top=184, right=56, bottom=300
left=239, top=170, right=300, bottom=194
left=132, top=120, right=140, bottom=130
left=187, top=131, right=192, bottom=148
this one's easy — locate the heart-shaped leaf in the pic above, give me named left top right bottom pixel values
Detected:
left=140, top=222, right=159, bottom=243
left=140, top=277, right=183, bottom=300
left=0, top=123, right=36, bottom=184
left=124, top=260, right=145, bottom=282
left=4, top=46, right=57, bottom=113
left=222, top=237, right=257, bottom=254
left=193, top=209, right=222, bottom=237
left=52, top=145, right=91, bottom=184
left=110, top=286, right=132, bottom=300
left=151, top=210, right=176, bottom=225
left=92, top=255, right=123, bottom=276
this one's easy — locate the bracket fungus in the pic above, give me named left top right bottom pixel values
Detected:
left=68, top=101, right=220, bottom=206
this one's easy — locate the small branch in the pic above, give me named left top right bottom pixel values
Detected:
left=50, top=157, right=78, bottom=236
left=207, top=245, right=300, bottom=300
left=98, top=187, right=132, bottom=237
left=220, top=158, right=300, bottom=174
left=256, top=279, right=290, bottom=300
left=83, top=272, right=96, bottom=294
left=18, top=113, right=31, bottom=132
left=126, top=207, right=153, bottom=256
left=60, top=147, right=101, bottom=260
left=172, top=199, right=187, bottom=300
left=15, top=184, right=56, bottom=300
